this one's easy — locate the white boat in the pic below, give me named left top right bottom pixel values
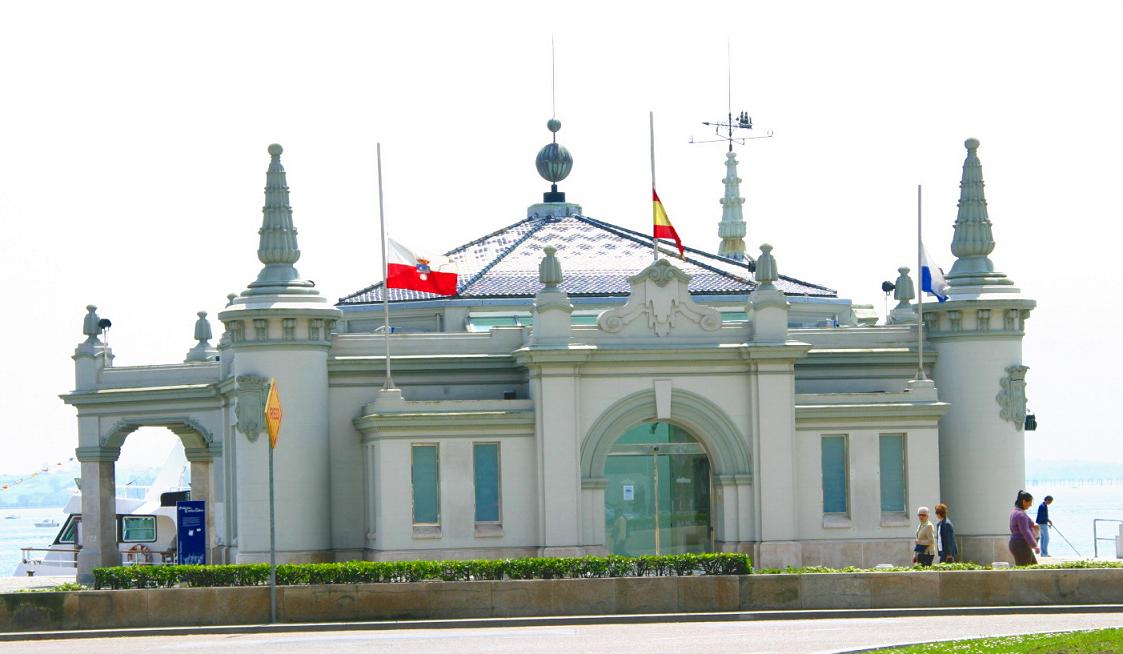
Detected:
left=13, top=449, right=189, bottom=578
left=3, top=515, right=16, bottom=520
left=34, top=519, right=59, bottom=528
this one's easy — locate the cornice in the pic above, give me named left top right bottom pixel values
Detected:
left=795, top=401, right=950, bottom=423
left=60, top=384, right=220, bottom=406
left=354, top=409, right=535, bottom=439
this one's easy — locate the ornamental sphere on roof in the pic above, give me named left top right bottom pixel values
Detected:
left=536, top=119, right=573, bottom=184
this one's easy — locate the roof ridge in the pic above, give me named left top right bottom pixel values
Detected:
left=444, top=216, right=538, bottom=257
left=455, top=217, right=556, bottom=295
left=577, top=215, right=835, bottom=294
left=575, top=215, right=754, bottom=285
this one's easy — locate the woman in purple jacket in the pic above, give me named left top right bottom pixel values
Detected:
left=1009, top=490, right=1040, bottom=565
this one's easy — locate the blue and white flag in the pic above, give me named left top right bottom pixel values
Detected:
left=920, top=244, right=948, bottom=302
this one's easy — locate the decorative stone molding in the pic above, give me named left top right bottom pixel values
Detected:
left=996, top=365, right=1029, bottom=431
left=75, top=445, right=122, bottom=462
left=597, top=259, right=721, bottom=337
left=310, top=319, right=323, bottom=341
left=253, top=319, right=268, bottom=340
left=976, top=309, right=991, bottom=331
left=282, top=318, right=295, bottom=341
left=228, top=321, right=245, bottom=343
left=1004, top=309, right=1018, bottom=331
left=102, top=416, right=216, bottom=451
left=235, top=375, right=268, bottom=441
left=948, top=310, right=961, bottom=332
left=580, top=387, right=750, bottom=478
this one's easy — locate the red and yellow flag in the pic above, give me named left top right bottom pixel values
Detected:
left=264, top=379, right=283, bottom=449
left=652, top=188, right=684, bottom=257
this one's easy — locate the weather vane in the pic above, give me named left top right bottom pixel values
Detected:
left=689, top=41, right=774, bottom=151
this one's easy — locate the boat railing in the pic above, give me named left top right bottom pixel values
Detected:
left=120, top=549, right=178, bottom=566
left=20, top=546, right=79, bottom=568
left=20, top=546, right=178, bottom=569
left=1092, top=518, right=1123, bottom=558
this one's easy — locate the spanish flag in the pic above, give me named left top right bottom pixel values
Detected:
left=652, top=188, right=684, bottom=257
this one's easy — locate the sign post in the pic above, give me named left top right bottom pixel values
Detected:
left=264, top=379, right=283, bottom=624
left=175, top=500, right=206, bottom=565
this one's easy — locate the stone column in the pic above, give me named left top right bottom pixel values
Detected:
left=75, top=448, right=120, bottom=584
left=186, top=450, right=217, bottom=562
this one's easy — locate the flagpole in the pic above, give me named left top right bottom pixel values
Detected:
left=377, top=143, right=394, bottom=389
left=916, top=184, right=926, bottom=381
left=649, top=111, right=657, bottom=262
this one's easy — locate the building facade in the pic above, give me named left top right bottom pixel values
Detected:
left=63, top=136, right=1033, bottom=582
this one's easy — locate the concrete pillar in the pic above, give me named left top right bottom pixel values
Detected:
left=532, top=364, right=583, bottom=554
left=75, top=451, right=120, bottom=584
left=928, top=301, right=1033, bottom=563
left=187, top=454, right=217, bottom=561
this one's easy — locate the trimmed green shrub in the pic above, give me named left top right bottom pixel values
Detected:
left=92, top=552, right=752, bottom=590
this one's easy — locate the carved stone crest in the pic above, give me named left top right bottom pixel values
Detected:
left=996, top=365, right=1029, bottom=431
left=597, top=259, right=721, bottom=337
left=235, top=375, right=267, bottom=441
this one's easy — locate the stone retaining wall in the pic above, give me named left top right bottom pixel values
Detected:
left=3, top=569, right=1122, bottom=633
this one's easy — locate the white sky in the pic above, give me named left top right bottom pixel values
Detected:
left=1, top=1, right=1121, bottom=473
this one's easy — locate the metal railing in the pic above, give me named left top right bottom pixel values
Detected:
left=20, top=547, right=79, bottom=568
left=1093, top=519, right=1123, bottom=558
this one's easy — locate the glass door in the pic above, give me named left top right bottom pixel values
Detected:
left=604, top=423, right=712, bottom=556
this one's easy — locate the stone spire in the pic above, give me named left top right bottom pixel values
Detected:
left=244, top=144, right=317, bottom=296
left=946, top=138, right=1013, bottom=289
left=718, top=151, right=747, bottom=260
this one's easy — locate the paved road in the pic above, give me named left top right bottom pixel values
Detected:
left=7, top=612, right=1123, bottom=653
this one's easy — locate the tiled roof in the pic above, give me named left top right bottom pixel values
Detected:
left=337, top=215, right=836, bottom=305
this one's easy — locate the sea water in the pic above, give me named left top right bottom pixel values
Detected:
left=1026, top=481, right=1123, bottom=558
left=0, top=506, right=71, bottom=577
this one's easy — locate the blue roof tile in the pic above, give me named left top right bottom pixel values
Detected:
left=337, top=215, right=835, bottom=305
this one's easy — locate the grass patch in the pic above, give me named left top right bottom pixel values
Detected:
left=16, top=582, right=88, bottom=593
left=867, top=628, right=1123, bottom=652
left=754, top=560, right=1123, bottom=575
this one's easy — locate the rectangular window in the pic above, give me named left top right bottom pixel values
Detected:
left=821, top=435, right=848, bottom=514
left=121, top=516, right=157, bottom=543
left=411, top=444, right=440, bottom=525
left=473, top=443, right=501, bottom=523
left=879, top=434, right=907, bottom=513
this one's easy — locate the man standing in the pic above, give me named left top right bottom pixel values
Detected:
left=1036, top=495, right=1054, bottom=557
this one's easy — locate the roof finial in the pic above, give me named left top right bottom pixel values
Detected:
left=690, top=40, right=771, bottom=262
left=718, top=152, right=747, bottom=260
left=536, top=121, right=572, bottom=204
left=243, top=144, right=317, bottom=296
left=946, top=138, right=1014, bottom=289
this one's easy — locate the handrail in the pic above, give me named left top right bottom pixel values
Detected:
left=1093, top=518, right=1123, bottom=558
left=20, top=546, right=177, bottom=567
left=20, top=546, right=80, bottom=567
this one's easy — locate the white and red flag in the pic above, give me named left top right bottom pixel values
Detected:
left=386, top=238, right=458, bottom=296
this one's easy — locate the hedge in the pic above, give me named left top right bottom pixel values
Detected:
left=92, top=552, right=751, bottom=590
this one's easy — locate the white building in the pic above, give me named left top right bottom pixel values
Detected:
left=63, top=131, right=1034, bottom=583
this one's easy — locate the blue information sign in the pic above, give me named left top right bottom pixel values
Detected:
left=176, top=500, right=207, bottom=565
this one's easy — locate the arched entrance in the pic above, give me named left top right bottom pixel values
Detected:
left=604, top=422, right=712, bottom=556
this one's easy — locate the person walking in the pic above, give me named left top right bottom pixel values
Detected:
left=1036, top=495, right=1054, bottom=557
left=1009, top=490, right=1040, bottom=565
left=935, top=503, right=958, bottom=563
left=914, top=506, right=936, bottom=566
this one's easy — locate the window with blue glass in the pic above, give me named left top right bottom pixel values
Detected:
left=411, top=444, right=440, bottom=525
left=821, top=435, right=848, bottom=514
left=879, top=434, right=907, bottom=513
left=473, top=443, right=501, bottom=523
